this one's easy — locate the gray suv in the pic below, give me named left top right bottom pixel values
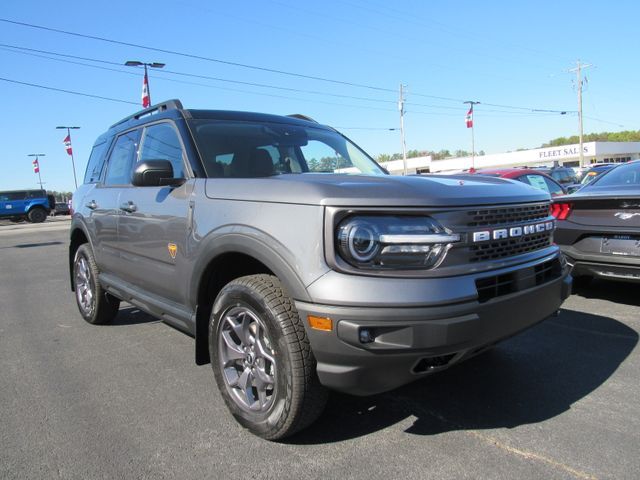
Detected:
left=70, top=100, right=571, bottom=439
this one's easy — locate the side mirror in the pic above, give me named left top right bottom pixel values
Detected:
left=132, top=160, right=184, bottom=187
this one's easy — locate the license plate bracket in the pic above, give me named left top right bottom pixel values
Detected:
left=601, top=236, right=640, bottom=257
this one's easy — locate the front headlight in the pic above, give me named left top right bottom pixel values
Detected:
left=336, top=215, right=459, bottom=270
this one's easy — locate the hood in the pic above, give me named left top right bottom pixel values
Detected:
left=204, top=173, right=550, bottom=207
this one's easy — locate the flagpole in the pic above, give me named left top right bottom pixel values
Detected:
left=28, top=153, right=46, bottom=189
left=57, top=126, right=80, bottom=190
left=471, top=121, right=475, bottom=170
left=464, top=100, right=480, bottom=171
left=144, top=64, right=150, bottom=107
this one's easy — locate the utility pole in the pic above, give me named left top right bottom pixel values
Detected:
left=569, top=60, right=593, bottom=168
left=464, top=101, right=480, bottom=171
left=28, top=153, right=46, bottom=189
left=399, top=84, right=408, bottom=175
left=56, top=126, right=80, bottom=190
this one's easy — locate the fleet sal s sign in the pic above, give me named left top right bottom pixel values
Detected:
left=472, top=221, right=555, bottom=243
left=538, top=145, right=589, bottom=160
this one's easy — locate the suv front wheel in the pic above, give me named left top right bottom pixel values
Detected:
left=209, top=274, right=327, bottom=440
left=27, top=207, right=47, bottom=223
left=73, top=244, right=121, bottom=324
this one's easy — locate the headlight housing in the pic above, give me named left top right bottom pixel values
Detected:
left=336, top=215, right=459, bottom=270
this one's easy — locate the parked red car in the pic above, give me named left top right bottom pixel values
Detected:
left=472, top=168, right=567, bottom=197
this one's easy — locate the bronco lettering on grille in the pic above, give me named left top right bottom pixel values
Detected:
left=472, top=221, right=555, bottom=243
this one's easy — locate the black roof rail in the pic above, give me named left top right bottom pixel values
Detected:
left=286, top=113, right=318, bottom=123
left=110, top=99, right=184, bottom=129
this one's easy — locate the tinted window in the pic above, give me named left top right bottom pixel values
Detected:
left=104, top=131, right=139, bottom=186
left=84, top=140, right=111, bottom=184
left=139, top=123, right=185, bottom=178
left=551, top=169, right=577, bottom=185
left=542, top=177, right=565, bottom=196
left=591, top=162, right=640, bottom=187
left=0, top=191, right=26, bottom=201
left=25, top=190, right=46, bottom=199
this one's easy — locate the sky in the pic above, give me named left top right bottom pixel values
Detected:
left=1, top=0, right=638, bottom=192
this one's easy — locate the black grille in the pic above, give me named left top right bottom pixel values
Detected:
left=469, top=232, right=552, bottom=262
left=475, top=258, right=562, bottom=303
left=467, top=203, right=549, bottom=227
left=476, top=274, right=516, bottom=303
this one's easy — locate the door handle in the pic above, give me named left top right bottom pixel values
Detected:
left=86, top=200, right=98, bottom=210
left=120, top=201, right=137, bottom=213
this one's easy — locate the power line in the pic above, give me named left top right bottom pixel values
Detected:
left=0, top=77, right=138, bottom=105
left=582, top=115, right=624, bottom=127
left=0, top=19, right=575, bottom=113
left=339, top=0, right=571, bottom=64
left=0, top=40, right=575, bottom=116
left=0, top=17, right=397, bottom=94
left=0, top=43, right=398, bottom=106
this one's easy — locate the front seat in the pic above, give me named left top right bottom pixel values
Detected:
left=250, top=149, right=274, bottom=177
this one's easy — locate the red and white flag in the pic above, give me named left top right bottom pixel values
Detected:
left=32, top=159, right=39, bottom=173
left=142, top=70, right=150, bottom=108
left=63, top=134, right=73, bottom=156
left=465, top=106, right=473, bottom=128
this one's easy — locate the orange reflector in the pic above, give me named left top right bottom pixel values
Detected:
left=308, top=315, right=333, bottom=331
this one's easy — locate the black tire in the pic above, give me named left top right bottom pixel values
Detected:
left=210, top=274, right=327, bottom=440
left=27, top=207, right=47, bottom=223
left=73, top=244, right=121, bottom=325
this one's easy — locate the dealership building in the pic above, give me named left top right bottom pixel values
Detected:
left=381, top=142, right=640, bottom=174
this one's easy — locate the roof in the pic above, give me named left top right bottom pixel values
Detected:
left=107, top=99, right=330, bottom=134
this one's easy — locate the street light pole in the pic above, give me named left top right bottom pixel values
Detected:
left=125, top=60, right=166, bottom=107
left=56, top=126, right=80, bottom=190
left=27, top=153, right=46, bottom=189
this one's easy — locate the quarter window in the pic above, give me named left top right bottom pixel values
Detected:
left=84, top=140, right=110, bottom=184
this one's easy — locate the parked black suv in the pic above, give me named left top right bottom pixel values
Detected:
left=70, top=100, right=571, bottom=439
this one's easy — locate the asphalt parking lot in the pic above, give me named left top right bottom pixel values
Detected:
left=0, top=222, right=638, bottom=480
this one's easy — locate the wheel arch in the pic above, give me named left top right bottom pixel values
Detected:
left=192, top=234, right=312, bottom=365
left=69, top=223, right=91, bottom=291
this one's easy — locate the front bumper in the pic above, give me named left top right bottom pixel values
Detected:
left=297, top=253, right=571, bottom=396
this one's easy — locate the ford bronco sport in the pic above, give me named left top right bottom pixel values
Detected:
left=69, top=100, right=571, bottom=439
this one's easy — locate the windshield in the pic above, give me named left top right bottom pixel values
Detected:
left=589, top=162, right=640, bottom=187
left=188, top=120, right=386, bottom=178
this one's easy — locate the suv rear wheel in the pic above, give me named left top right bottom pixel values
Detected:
left=73, top=244, right=121, bottom=324
left=209, top=274, right=327, bottom=440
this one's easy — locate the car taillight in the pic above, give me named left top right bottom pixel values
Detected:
left=550, top=202, right=572, bottom=220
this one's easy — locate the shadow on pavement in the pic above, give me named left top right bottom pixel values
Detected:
left=289, top=309, right=637, bottom=444
left=110, top=307, right=160, bottom=326
left=13, top=241, right=64, bottom=248
left=571, top=278, right=639, bottom=307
